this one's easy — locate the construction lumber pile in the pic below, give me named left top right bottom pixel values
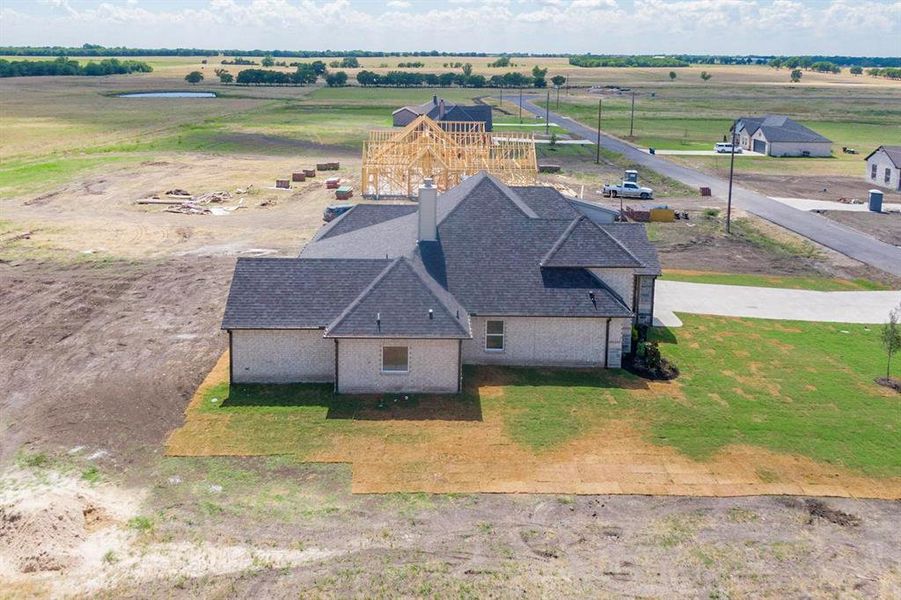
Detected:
left=361, top=115, right=538, bottom=198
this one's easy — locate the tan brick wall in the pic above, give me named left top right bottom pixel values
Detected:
left=462, top=316, right=626, bottom=367
left=231, top=329, right=334, bottom=383
left=337, top=338, right=459, bottom=394
left=589, top=267, right=634, bottom=309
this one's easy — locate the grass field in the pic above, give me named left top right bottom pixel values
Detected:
left=169, top=315, right=899, bottom=481
left=660, top=270, right=890, bottom=291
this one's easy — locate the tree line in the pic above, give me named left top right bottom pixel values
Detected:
left=0, top=56, right=152, bottom=78
left=355, top=68, right=555, bottom=88
left=569, top=55, right=689, bottom=68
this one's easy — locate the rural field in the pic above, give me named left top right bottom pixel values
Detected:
left=1, top=56, right=900, bottom=597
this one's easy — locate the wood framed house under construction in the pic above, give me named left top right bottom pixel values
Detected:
left=361, top=115, right=537, bottom=198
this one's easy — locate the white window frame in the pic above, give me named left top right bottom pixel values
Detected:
left=871, top=162, right=878, bottom=179
left=885, top=167, right=892, bottom=184
left=381, top=345, right=409, bottom=374
left=485, top=320, right=505, bottom=352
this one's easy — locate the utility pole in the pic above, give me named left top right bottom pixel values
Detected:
left=629, top=89, right=636, bottom=138
left=545, top=89, right=550, bottom=136
left=556, top=85, right=560, bottom=110
left=726, top=129, right=736, bottom=234
left=518, top=88, right=522, bottom=123
left=595, top=98, right=602, bottom=164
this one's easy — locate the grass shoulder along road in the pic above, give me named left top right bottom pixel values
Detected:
left=660, top=270, right=891, bottom=291
left=167, top=314, right=900, bottom=495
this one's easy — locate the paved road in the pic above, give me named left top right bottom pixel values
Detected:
left=512, top=96, right=901, bottom=276
left=655, top=280, right=901, bottom=326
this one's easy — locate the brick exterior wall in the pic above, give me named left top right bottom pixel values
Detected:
left=462, top=316, right=625, bottom=368
left=590, top=267, right=635, bottom=355
left=336, top=338, right=460, bottom=393
left=231, top=329, right=334, bottom=383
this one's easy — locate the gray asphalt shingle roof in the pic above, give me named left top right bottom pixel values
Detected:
left=735, top=115, right=831, bottom=144
left=222, top=258, right=390, bottom=329
left=326, top=257, right=470, bottom=338
left=540, top=217, right=643, bottom=268
left=225, top=173, right=659, bottom=331
left=865, top=145, right=901, bottom=168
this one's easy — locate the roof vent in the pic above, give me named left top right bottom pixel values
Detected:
left=376, top=312, right=381, bottom=328
left=428, top=309, right=434, bottom=320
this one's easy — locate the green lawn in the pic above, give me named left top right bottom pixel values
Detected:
left=660, top=271, right=892, bottom=291
left=172, top=315, right=899, bottom=478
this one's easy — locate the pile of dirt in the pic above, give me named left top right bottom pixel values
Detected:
left=0, top=493, right=97, bottom=573
left=875, top=377, right=901, bottom=393
left=804, top=499, right=862, bottom=527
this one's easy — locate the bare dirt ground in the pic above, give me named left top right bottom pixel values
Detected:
left=824, top=210, right=901, bottom=247
left=2, top=146, right=900, bottom=596
left=735, top=173, right=901, bottom=205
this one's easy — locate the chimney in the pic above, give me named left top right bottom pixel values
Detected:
left=418, top=178, right=437, bottom=242
left=432, top=94, right=438, bottom=105
left=438, top=99, right=446, bottom=119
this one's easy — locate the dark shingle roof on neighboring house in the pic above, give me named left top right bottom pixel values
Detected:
left=326, top=257, right=470, bottom=338
left=512, top=186, right=582, bottom=219
left=540, top=217, right=643, bottom=268
left=865, top=145, right=901, bottom=168
left=222, top=258, right=391, bottom=329
left=735, top=115, right=831, bottom=144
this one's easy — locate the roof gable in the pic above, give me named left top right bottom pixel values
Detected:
left=865, top=145, right=901, bottom=167
left=326, top=257, right=470, bottom=338
left=540, top=217, right=643, bottom=268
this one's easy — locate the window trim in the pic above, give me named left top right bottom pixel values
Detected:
left=485, top=319, right=505, bottom=352
left=885, top=167, right=892, bottom=184
left=381, top=345, right=409, bottom=374
left=871, top=162, right=878, bottom=179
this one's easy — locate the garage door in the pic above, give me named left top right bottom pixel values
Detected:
left=753, top=139, right=767, bottom=154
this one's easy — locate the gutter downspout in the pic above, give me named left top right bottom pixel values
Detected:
left=228, top=330, right=234, bottom=386
left=603, top=318, right=611, bottom=368
left=457, top=340, right=463, bottom=394
left=334, top=339, right=339, bottom=394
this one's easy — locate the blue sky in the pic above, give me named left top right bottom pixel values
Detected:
left=1, top=0, right=899, bottom=55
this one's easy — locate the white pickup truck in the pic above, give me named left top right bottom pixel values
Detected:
left=601, top=181, right=654, bottom=199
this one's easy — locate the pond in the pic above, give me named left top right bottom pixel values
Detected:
left=118, top=91, right=216, bottom=98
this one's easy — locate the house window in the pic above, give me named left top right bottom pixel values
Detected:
left=485, top=320, right=505, bottom=351
left=886, top=168, right=892, bottom=184
left=871, top=163, right=878, bottom=179
left=381, top=346, right=409, bottom=373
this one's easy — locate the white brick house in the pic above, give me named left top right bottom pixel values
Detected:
left=222, top=173, right=661, bottom=393
left=865, top=146, right=901, bottom=191
left=733, top=115, right=832, bottom=157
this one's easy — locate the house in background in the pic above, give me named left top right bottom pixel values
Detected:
left=864, top=145, right=901, bottom=191
left=393, top=95, right=493, bottom=131
left=732, top=115, right=832, bottom=157
left=221, top=173, right=660, bottom=393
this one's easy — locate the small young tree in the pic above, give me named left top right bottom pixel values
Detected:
left=790, top=69, right=802, bottom=83
left=218, top=71, right=233, bottom=84
left=881, top=303, right=901, bottom=379
left=185, top=71, right=204, bottom=85
left=551, top=74, right=566, bottom=88
left=699, top=71, right=712, bottom=81
left=668, top=71, right=677, bottom=80
left=462, top=62, right=473, bottom=77
left=850, top=66, right=863, bottom=75
left=261, top=54, right=274, bottom=67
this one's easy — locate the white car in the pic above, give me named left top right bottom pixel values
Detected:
left=602, top=181, right=654, bottom=199
left=714, top=142, right=743, bottom=154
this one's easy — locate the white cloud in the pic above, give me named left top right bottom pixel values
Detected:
left=386, top=0, right=411, bottom=8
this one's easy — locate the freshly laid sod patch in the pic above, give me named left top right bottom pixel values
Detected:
left=168, top=315, right=899, bottom=495
left=660, top=270, right=890, bottom=292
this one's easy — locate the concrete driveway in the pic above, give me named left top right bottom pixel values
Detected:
left=509, top=96, right=901, bottom=277
left=655, top=280, right=901, bottom=326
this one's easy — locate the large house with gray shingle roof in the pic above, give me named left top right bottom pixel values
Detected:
left=732, top=115, right=832, bottom=157
left=222, top=172, right=660, bottom=393
left=393, top=95, right=493, bottom=131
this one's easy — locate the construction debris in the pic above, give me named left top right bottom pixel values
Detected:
left=195, top=191, right=231, bottom=203
left=165, top=203, right=211, bottom=215
left=165, top=188, right=191, bottom=198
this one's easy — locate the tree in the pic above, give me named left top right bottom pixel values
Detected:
left=551, top=74, right=566, bottom=87
left=261, top=54, right=274, bottom=67
left=185, top=70, right=203, bottom=84
left=531, top=65, right=548, bottom=79
left=340, top=56, right=359, bottom=68
left=218, top=71, right=233, bottom=84
left=882, top=304, right=901, bottom=379
left=311, top=60, right=327, bottom=76
left=668, top=71, right=677, bottom=80
left=699, top=71, right=711, bottom=81
left=325, top=71, right=348, bottom=87
left=790, top=69, right=802, bottom=83
left=462, top=62, right=473, bottom=76
left=850, top=66, right=863, bottom=75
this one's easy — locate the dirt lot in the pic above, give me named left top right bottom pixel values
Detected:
left=735, top=173, right=901, bottom=205
left=824, top=210, right=901, bottom=247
